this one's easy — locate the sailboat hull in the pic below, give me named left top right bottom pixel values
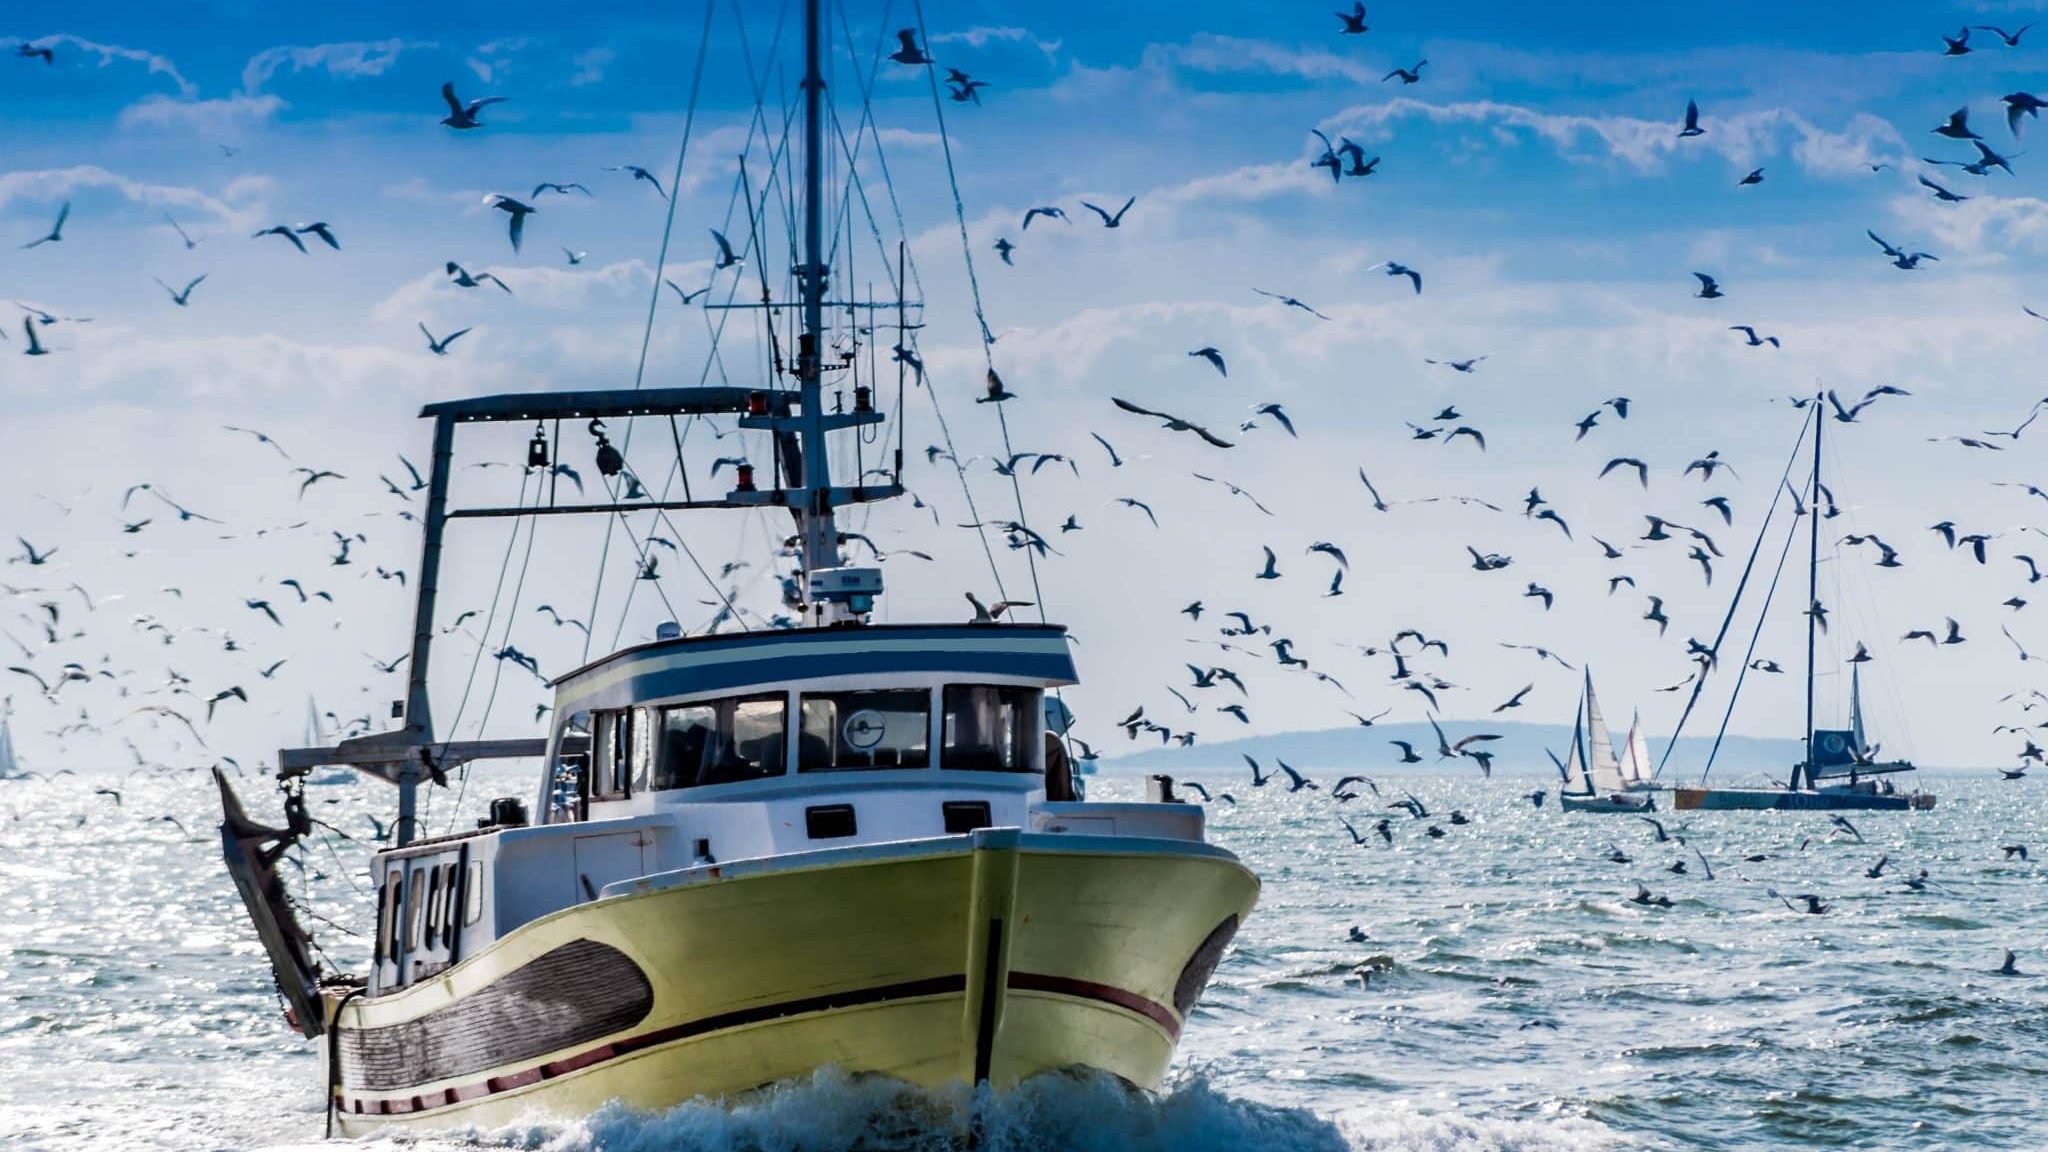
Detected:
left=327, top=829, right=1257, bottom=1135
left=1671, top=787, right=1935, bottom=811
left=1557, top=791, right=1656, bottom=814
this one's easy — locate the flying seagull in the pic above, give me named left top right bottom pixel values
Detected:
left=439, top=81, right=507, bottom=129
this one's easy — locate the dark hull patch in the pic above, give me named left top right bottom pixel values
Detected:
left=338, top=938, right=652, bottom=1092
left=1171, top=915, right=1238, bottom=1016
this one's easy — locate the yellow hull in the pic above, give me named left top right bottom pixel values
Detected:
left=330, top=830, right=1257, bottom=1135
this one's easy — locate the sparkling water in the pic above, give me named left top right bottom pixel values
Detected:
left=1, top=767, right=2040, bottom=1151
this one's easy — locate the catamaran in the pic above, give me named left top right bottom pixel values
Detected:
left=216, top=2, right=1257, bottom=1136
left=1556, top=671, right=1655, bottom=813
left=1668, top=400, right=1935, bottom=811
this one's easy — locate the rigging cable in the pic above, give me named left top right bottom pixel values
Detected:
left=1654, top=404, right=1816, bottom=781
left=912, top=0, right=1045, bottom=620
left=578, top=0, right=718, bottom=664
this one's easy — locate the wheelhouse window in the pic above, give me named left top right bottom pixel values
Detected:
left=655, top=693, right=788, bottom=788
left=942, top=685, right=1041, bottom=773
left=591, top=710, right=634, bottom=799
left=799, top=688, right=931, bottom=771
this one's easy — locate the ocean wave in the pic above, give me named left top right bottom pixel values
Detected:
left=354, top=1068, right=1615, bottom=1152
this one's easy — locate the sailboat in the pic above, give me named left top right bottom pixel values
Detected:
left=1617, top=711, right=1662, bottom=794
left=0, top=710, right=19, bottom=779
left=1557, top=671, right=1655, bottom=813
left=215, top=3, right=1258, bottom=1135
left=1669, top=399, right=1935, bottom=812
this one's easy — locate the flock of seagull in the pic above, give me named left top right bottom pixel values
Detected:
left=5, top=11, right=2048, bottom=966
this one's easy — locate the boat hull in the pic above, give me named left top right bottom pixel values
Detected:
left=1670, top=787, right=1936, bottom=811
left=328, top=828, right=1257, bottom=1134
left=1558, top=791, right=1656, bottom=813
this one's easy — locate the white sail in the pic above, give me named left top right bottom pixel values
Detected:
left=1849, top=665, right=1867, bottom=756
left=1585, top=673, right=1629, bottom=794
left=1622, top=711, right=1652, bottom=785
left=303, top=697, right=323, bottom=748
left=0, top=715, right=15, bottom=777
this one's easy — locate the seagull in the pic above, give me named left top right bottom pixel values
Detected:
left=1424, top=356, right=1488, bottom=373
left=2004, top=92, right=2047, bottom=138
left=294, top=222, right=340, bottom=250
left=1866, top=230, right=1937, bottom=270
left=1189, top=347, right=1227, bottom=376
left=1738, top=167, right=1764, bottom=186
left=1021, top=206, right=1067, bottom=230
left=445, top=261, right=511, bottom=292
left=419, top=323, right=472, bottom=356
left=1730, top=325, right=1779, bottom=347
left=1601, top=457, right=1650, bottom=488
left=154, top=273, right=207, bottom=307
left=1383, top=60, right=1426, bottom=84
left=710, top=228, right=743, bottom=269
left=21, top=316, right=49, bottom=356
left=888, top=28, right=933, bottom=65
left=1919, top=174, right=1969, bottom=203
left=1934, top=107, right=1981, bottom=141
left=439, top=81, right=507, bottom=129
left=1692, top=272, right=1723, bottom=299
left=605, top=165, right=669, bottom=200
left=254, top=225, right=307, bottom=252
left=1250, top=402, right=1296, bottom=437
left=1378, top=261, right=1422, bottom=294
left=1111, top=398, right=1234, bottom=448
left=1082, top=197, right=1136, bottom=228
left=993, top=238, right=1015, bottom=265
left=1977, top=23, right=2035, bottom=47
left=531, top=181, right=592, bottom=198
left=1336, top=2, right=1369, bottom=34
left=1942, top=27, right=1973, bottom=56
left=163, top=211, right=198, bottom=249
left=484, top=194, right=537, bottom=252
left=1679, top=99, right=1704, bottom=138
left=965, top=592, right=1031, bottom=623
left=21, top=201, right=68, bottom=249
left=1252, top=287, right=1329, bottom=320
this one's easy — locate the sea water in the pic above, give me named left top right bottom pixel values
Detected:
left=1, top=767, right=2042, bottom=1151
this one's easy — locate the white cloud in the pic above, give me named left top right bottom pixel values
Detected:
left=1323, top=98, right=1909, bottom=176
left=116, top=93, right=284, bottom=136
left=0, top=165, right=274, bottom=232
left=1164, top=35, right=1380, bottom=85
left=467, top=37, right=529, bottom=86
left=930, top=26, right=1062, bottom=60
left=1890, top=188, right=2048, bottom=258
left=568, top=47, right=614, bottom=87
left=29, top=34, right=194, bottom=98
left=241, top=39, right=434, bottom=93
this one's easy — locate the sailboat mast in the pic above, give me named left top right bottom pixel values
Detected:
left=794, top=0, right=843, bottom=584
left=1800, top=393, right=1823, bottom=791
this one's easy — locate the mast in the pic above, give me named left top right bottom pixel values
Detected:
left=794, top=0, right=843, bottom=592
left=1799, top=392, right=1822, bottom=792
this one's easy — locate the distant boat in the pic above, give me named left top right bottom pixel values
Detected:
left=1670, top=400, right=1934, bottom=812
left=0, top=713, right=19, bottom=779
left=1558, top=671, right=1655, bottom=813
left=1618, top=711, right=1663, bottom=793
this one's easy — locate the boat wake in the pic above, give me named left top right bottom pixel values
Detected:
left=326, top=1067, right=1612, bottom=1152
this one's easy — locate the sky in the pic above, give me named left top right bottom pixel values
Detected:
left=6, top=0, right=2048, bottom=783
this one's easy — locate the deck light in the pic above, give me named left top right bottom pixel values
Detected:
left=854, top=385, right=873, bottom=413
left=735, top=463, right=756, bottom=492
left=526, top=423, right=549, bottom=469
left=747, top=391, right=770, bottom=417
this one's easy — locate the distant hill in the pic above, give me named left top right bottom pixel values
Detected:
left=1098, top=720, right=1807, bottom=781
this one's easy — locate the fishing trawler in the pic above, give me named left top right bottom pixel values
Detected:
left=215, top=2, right=1257, bottom=1136
left=1555, top=671, right=1655, bottom=813
left=1668, top=401, right=1935, bottom=811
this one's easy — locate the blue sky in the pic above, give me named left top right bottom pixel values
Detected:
left=5, top=1, right=2048, bottom=775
